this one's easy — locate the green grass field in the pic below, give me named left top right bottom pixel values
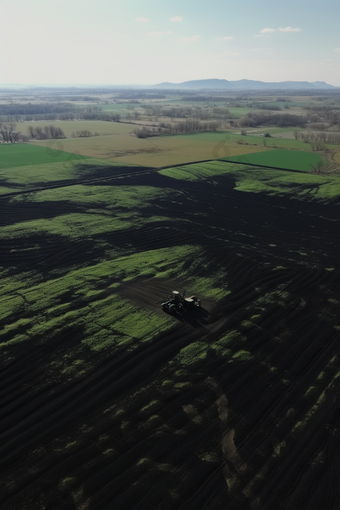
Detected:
left=0, top=152, right=135, bottom=195
left=160, top=160, right=340, bottom=201
left=0, top=235, right=227, bottom=356
left=4, top=185, right=171, bottom=239
left=0, top=143, right=89, bottom=169
left=227, top=107, right=254, bottom=118
left=220, top=149, right=325, bottom=172
left=0, top=164, right=230, bottom=357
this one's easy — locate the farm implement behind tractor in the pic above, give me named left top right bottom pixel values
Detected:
left=161, top=290, right=201, bottom=314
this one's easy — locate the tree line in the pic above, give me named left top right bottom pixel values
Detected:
left=0, top=103, right=121, bottom=123
left=294, top=130, right=340, bottom=146
left=0, top=123, right=66, bottom=143
left=0, top=123, right=23, bottom=143
left=134, top=120, right=221, bottom=138
left=142, top=105, right=230, bottom=121
left=238, top=112, right=306, bottom=128
left=27, top=125, right=65, bottom=140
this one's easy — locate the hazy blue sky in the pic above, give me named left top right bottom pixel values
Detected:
left=1, top=0, right=340, bottom=85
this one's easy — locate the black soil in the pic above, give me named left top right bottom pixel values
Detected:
left=1, top=166, right=340, bottom=509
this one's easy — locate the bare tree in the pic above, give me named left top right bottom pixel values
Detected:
left=0, top=123, right=18, bottom=143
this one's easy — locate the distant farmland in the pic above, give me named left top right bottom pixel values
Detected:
left=220, top=149, right=325, bottom=172
left=30, top=131, right=273, bottom=167
left=0, top=143, right=89, bottom=169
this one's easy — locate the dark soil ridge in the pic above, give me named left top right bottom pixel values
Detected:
left=1, top=166, right=340, bottom=509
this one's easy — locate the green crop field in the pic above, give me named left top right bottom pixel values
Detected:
left=0, top=143, right=89, bottom=169
left=0, top=170, right=228, bottom=355
left=0, top=153, right=132, bottom=195
left=222, top=132, right=315, bottom=150
left=159, top=159, right=340, bottom=201
left=220, top=149, right=325, bottom=172
left=0, top=244, right=215, bottom=354
left=227, top=107, right=254, bottom=118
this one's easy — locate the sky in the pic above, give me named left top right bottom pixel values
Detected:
left=1, top=0, right=340, bottom=86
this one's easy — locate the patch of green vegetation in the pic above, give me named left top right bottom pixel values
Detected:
left=0, top=143, right=89, bottom=170
left=227, top=107, right=254, bottom=118
left=161, top=380, right=174, bottom=389
left=293, top=366, right=340, bottom=438
left=0, top=157, right=136, bottom=195
left=31, top=184, right=165, bottom=208
left=174, top=382, right=193, bottom=391
left=189, top=276, right=229, bottom=301
left=240, top=320, right=255, bottom=329
left=0, top=161, right=78, bottom=191
left=176, top=329, right=249, bottom=367
left=292, top=389, right=327, bottom=437
left=1, top=245, right=215, bottom=356
left=3, top=185, right=175, bottom=241
left=113, top=307, right=172, bottom=342
left=232, top=350, right=252, bottom=361
left=198, top=451, right=219, bottom=463
left=177, top=341, right=209, bottom=366
left=304, top=386, right=316, bottom=397
left=159, top=159, right=340, bottom=202
left=211, top=330, right=245, bottom=356
left=224, top=132, right=313, bottom=150
left=159, top=160, right=241, bottom=181
left=1, top=212, right=137, bottom=240
left=220, top=149, right=324, bottom=172
left=140, top=400, right=162, bottom=414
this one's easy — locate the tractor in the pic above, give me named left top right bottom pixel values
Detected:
left=161, top=290, right=201, bottom=314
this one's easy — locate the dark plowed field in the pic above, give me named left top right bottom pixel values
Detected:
left=1, top=166, right=340, bottom=509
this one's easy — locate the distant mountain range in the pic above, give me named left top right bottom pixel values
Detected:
left=153, top=79, right=337, bottom=90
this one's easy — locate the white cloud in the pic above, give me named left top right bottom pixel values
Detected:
left=181, top=35, right=201, bottom=43
left=170, top=16, right=182, bottom=22
left=258, top=26, right=301, bottom=35
left=278, top=27, right=301, bottom=32
left=136, top=17, right=149, bottom=23
left=334, top=48, right=340, bottom=52
left=260, top=28, right=276, bottom=34
left=166, top=30, right=173, bottom=35
left=216, top=36, right=233, bottom=41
